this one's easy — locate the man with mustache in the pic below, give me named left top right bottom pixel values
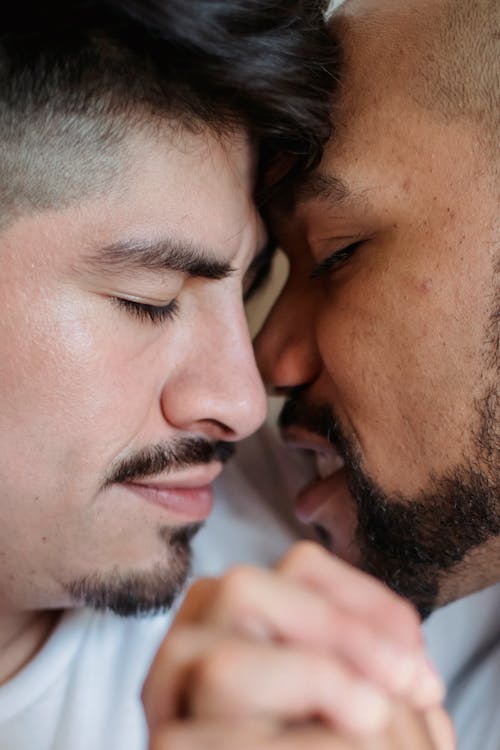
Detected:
left=144, top=0, right=499, bottom=747
left=0, top=1, right=343, bottom=748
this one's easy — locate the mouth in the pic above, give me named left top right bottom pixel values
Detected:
left=281, top=427, right=346, bottom=484
left=119, top=462, right=223, bottom=522
left=282, top=428, right=359, bottom=563
left=315, top=451, right=345, bottom=479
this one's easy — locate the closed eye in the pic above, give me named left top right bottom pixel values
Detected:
left=310, top=241, right=364, bottom=279
left=113, top=297, right=179, bottom=325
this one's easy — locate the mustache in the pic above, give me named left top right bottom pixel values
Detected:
left=278, top=388, right=360, bottom=468
left=102, top=438, right=235, bottom=488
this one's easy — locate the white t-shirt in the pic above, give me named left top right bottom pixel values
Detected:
left=0, top=428, right=498, bottom=750
left=0, top=608, right=170, bottom=750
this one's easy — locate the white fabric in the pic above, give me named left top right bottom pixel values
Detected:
left=0, top=426, right=498, bottom=749
left=0, top=608, right=171, bottom=750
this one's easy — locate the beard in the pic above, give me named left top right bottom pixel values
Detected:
left=64, top=523, right=201, bottom=617
left=64, top=437, right=234, bottom=617
left=279, top=386, right=499, bottom=620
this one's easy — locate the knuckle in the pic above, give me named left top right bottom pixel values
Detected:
left=155, top=626, right=190, bottom=663
left=217, top=565, right=258, bottom=607
left=184, top=577, right=210, bottom=600
left=180, top=577, right=216, bottom=613
left=279, top=540, right=325, bottom=573
left=191, top=642, right=240, bottom=695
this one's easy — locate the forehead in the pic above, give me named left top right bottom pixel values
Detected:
left=283, top=4, right=487, bottom=221
left=327, top=6, right=422, bottom=145
left=2, top=123, right=264, bottom=274
left=88, top=123, right=262, bottom=264
left=123, top=124, right=256, bottom=217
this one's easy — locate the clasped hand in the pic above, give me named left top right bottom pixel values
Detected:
left=143, top=542, right=455, bottom=749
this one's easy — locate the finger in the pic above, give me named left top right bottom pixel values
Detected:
left=278, top=542, right=423, bottom=649
left=278, top=543, right=444, bottom=707
left=143, top=624, right=392, bottom=735
left=383, top=703, right=437, bottom=749
left=174, top=566, right=435, bottom=702
left=150, top=720, right=367, bottom=750
left=174, top=632, right=392, bottom=735
left=143, top=625, right=220, bottom=730
left=424, top=707, right=456, bottom=750
left=363, top=702, right=454, bottom=750
left=173, top=578, right=220, bottom=625
left=149, top=718, right=275, bottom=750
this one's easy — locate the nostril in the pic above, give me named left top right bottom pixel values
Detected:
left=196, top=418, right=235, bottom=440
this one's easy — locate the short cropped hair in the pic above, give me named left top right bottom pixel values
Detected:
left=333, top=0, right=499, bottom=150
left=0, top=0, right=339, bottom=226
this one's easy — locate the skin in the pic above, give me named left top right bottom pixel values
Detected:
left=143, top=2, right=496, bottom=747
left=255, top=0, right=499, bottom=612
left=144, top=544, right=454, bottom=749
left=3, top=2, right=495, bottom=746
left=0, top=123, right=267, bottom=683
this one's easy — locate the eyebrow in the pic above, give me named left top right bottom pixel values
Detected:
left=293, top=172, right=352, bottom=208
left=83, top=237, right=234, bottom=280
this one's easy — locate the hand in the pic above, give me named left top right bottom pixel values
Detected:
left=148, top=705, right=455, bottom=750
left=147, top=661, right=453, bottom=750
left=143, top=542, right=449, bottom=743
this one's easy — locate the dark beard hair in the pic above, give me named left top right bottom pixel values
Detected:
left=279, top=388, right=499, bottom=619
left=65, top=523, right=201, bottom=617
left=65, top=437, right=234, bottom=616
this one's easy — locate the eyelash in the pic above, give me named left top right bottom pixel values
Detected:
left=310, top=241, right=363, bottom=279
left=113, top=297, right=180, bottom=325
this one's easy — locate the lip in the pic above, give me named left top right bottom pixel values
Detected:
left=119, top=462, right=223, bottom=522
left=125, top=461, right=223, bottom=490
left=282, top=428, right=359, bottom=564
left=281, top=427, right=346, bottom=514
left=281, top=426, right=345, bottom=474
left=280, top=426, right=335, bottom=455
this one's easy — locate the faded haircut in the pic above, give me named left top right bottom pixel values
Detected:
left=0, top=0, right=340, bottom=228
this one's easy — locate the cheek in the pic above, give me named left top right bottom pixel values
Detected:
left=315, top=269, right=482, bottom=492
left=0, top=291, right=160, bottom=476
left=316, top=287, right=405, bottom=422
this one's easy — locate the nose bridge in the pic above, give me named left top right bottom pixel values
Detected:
left=161, top=293, right=267, bottom=440
left=255, top=282, right=321, bottom=390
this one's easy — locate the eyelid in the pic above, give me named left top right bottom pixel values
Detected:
left=113, top=296, right=179, bottom=325
left=310, top=240, right=364, bottom=279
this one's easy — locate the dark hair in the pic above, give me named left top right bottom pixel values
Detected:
left=0, top=0, right=338, bottom=223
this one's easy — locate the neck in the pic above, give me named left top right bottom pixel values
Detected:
left=0, top=609, right=61, bottom=686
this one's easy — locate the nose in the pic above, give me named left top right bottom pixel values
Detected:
left=161, top=291, right=267, bottom=442
left=254, top=277, right=321, bottom=394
